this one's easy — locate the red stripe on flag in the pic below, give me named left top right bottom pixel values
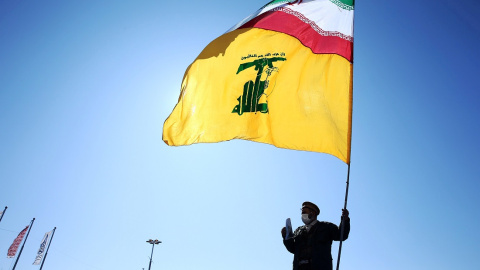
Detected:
left=239, top=10, right=353, bottom=62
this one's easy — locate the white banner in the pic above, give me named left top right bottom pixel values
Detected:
left=33, top=231, right=52, bottom=265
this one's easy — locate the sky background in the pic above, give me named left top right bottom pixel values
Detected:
left=1, top=0, right=479, bottom=269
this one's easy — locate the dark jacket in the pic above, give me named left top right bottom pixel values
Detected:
left=283, top=218, right=350, bottom=270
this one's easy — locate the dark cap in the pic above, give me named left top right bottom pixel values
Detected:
left=302, top=201, right=320, bottom=215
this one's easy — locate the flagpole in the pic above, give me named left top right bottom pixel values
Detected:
left=12, top=218, right=35, bottom=270
left=39, top=227, right=56, bottom=270
left=335, top=164, right=350, bottom=270
left=0, top=206, right=7, bottom=223
left=335, top=1, right=356, bottom=268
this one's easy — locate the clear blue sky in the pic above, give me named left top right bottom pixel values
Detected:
left=1, top=0, right=479, bottom=269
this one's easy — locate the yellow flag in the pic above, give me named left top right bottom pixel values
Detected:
left=163, top=0, right=354, bottom=164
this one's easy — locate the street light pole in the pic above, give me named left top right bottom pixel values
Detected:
left=146, top=239, right=161, bottom=270
left=148, top=243, right=155, bottom=270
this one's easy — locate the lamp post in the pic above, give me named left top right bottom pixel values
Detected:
left=146, top=239, right=161, bottom=270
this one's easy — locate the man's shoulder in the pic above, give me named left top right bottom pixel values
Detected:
left=295, top=221, right=334, bottom=229
left=317, top=221, right=335, bottom=225
left=316, top=221, right=338, bottom=229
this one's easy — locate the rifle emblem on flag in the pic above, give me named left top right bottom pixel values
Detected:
left=232, top=54, right=286, bottom=115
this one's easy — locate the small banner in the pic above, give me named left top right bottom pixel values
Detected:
left=33, top=230, right=52, bottom=265
left=7, top=226, right=29, bottom=258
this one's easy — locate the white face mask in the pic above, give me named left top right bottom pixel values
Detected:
left=302, top=214, right=313, bottom=225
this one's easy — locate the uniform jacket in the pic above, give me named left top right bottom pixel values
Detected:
left=283, top=218, right=350, bottom=270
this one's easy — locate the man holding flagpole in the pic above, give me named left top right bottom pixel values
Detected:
left=281, top=202, right=350, bottom=270
left=163, top=0, right=356, bottom=267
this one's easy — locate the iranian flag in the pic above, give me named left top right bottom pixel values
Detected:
left=229, top=0, right=353, bottom=61
left=164, top=0, right=354, bottom=163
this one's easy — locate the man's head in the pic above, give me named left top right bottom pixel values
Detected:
left=301, top=201, right=320, bottom=224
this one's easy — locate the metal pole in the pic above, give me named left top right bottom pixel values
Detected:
left=12, top=218, right=35, bottom=270
left=39, top=227, right=56, bottom=270
left=148, top=243, right=155, bottom=270
left=335, top=164, right=351, bottom=270
left=335, top=3, right=355, bottom=268
left=0, top=206, right=7, bottom=223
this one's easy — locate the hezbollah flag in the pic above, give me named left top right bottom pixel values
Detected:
left=163, top=0, right=354, bottom=164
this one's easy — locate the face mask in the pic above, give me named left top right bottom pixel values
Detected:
left=302, top=214, right=312, bottom=225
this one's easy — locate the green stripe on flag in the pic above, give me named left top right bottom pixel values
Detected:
left=330, top=0, right=354, bottom=10
left=263, top=0, right=355, bottom=11
left=264, top=0, right=293, bottom=8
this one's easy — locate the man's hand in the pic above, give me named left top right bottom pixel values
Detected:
left=341, top=209, right=349, bottom=220
left=281, top=227, right=286, bottom=239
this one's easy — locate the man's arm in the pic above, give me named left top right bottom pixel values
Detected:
left=281, top=227, right=295, bottom=253
left=333, top=209, right=350, bottom=241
